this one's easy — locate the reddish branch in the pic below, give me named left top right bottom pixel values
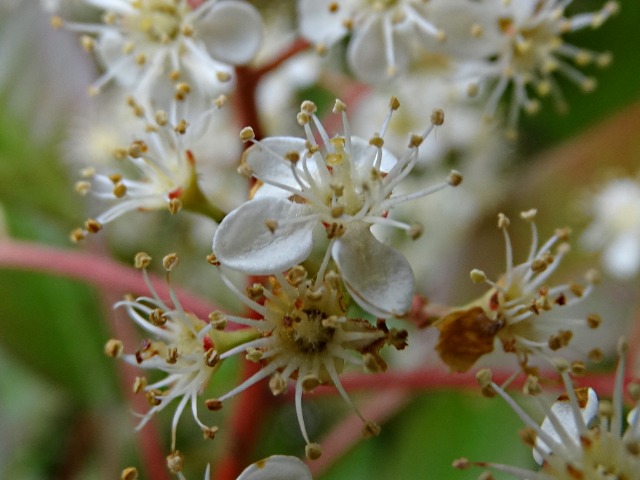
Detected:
left=0, top=240, right=217, bottom=320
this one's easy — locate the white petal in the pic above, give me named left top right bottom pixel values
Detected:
left=212, top=197, right=315, bottom=275
left=602, top=232, right=640, bottom=279
left=245, top=137, right=308, bottom=197
left=421, top=0, right=503, bottom=59
left=349, top=136, right=397, bottom=174
left=347, top=17, right=411, bottom=84
left=297, top=0, right=350, bottom=47
left=626, top=407, right=640, bottom=441
left=237, top=455, right=312, bottom=480
left=332, top=226, right=414, bottom=318
left=533, top=387, right=598, bottom=465
left=197, top=1, right=264, bottom=65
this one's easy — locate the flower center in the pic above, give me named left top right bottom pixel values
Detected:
left=131, top=0, right=189, bottom=43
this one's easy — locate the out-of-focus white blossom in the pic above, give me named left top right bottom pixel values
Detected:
left=582, top=177, right=640, bottom=280
left=435, top=210, right=600, bottom=373
left=297, top=0, right=446, bottom=83
left=457, top=341, right=640, bottom=479
left=432, top=0, right=618, bottom=134
left=55, top=0, right=264, bottom=101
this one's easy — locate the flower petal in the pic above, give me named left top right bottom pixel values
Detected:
left=332, top=226, right=414, bottom=318
left=196, top=1, right=264, bottom=65
left=212, top=197, right=315, bottom=275
left=245, top=137, right=308, bottom=198
left=237, top=455, right=312, bottom=480
left=349, top=136, right=397, bottom=174
left=297, top=0, right=350, bottom=47
left=533, top=387, right=598, bottom=465
left=347, top=16, right=411, bottom=84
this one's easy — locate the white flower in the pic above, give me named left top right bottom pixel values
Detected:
left=433, top=0, right=618, bottom=133
left=55, top=0, right=263, bottom=100
left=297, top=0, right=445, bottom=83
left=213, top=98, right=460, bottom=317
left=236, top=455, right=312, bottom=480
left=457, top=341, right=640, bottom=479
left=71, top=96, right=227, bottom=241
left=205, top=265, right=407, bottom=458
left=109, top=253, right=221, bottom=452
left=173, top=456, right=312, bottom=480
left=435, top=210, right=600, bottom=372
left=582, top=178, right=640, bottom=280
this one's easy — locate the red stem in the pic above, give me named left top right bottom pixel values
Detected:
left=0, top=240, right=217, bottom=320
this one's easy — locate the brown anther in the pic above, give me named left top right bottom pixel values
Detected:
left=239, top=126, right=255, bottom=142
left=247, top=283, right=264, bottom=300
left=214, top=94, right=227, bottom=108
left=297, top=111, right=310, bottom=125
left=328, top=1, right=339, bottom=13
left=166, top=451, right=184, bottom=474
left=265, top=219, right=278, bottom=233
left=166, top=347, right=179, bottom=364
left=447, top=170, right=463, bottom=186
left=128, top=140, right=147, bottom=158
left=588, top=348, right=603, bottom=363
left=75, top=181, right=91, bottom=195
left=369, top=135, right=384, bottom=148
left=571, top=361, right=586, bottom=376
left=113, top=182, right=127, bottom=198
left=287, top=265, right=307, bottom=287
left=409, top=134, right=423, bottom=148
left=104, top=339, right=123, bottom=358
left=305, top=443, right=322, bottom=460
left=149, top=308, right=167, bottom=326
left=70, top=228, right=85, bottom=243
left=363, top=353, right=385, bottom=373
left=174, top=119, right=189, bottom=134
left=245, top=347, right=263, bottom=363
left=134, top=252, right=152, bottom=269
left=478, top=472, right=495, bottom=480
left=269, top=373, right=288, bottom=396
left=85, top=219, right=102, bottom=234
left=598, top=399, right=613, bottom=418
left=205, top=398, right=223, bottom=411
left=431, top=108, right=445, bottom=126
left=145, top=389, right=163, bottom=406
left=585, top=269, right=600, bottom=284
left=586, top=313, right=601, bottom=329
left=301, top=100, right=317, bottom=113
left=628, top=382, right=640, bottom=401
left=389, top=96, right=401, bottom=110
left=548, top=330, right=572, bottom=350
left=121, top=467, right=139, bottom=480
left=208, top=311, right=227, bottom=330
left=625, top=440, right=640, bottom=456
left=530, top=258, right=548, bottom=273
left=363, top=421, right=381, bottom=438
left=408, top=223, right=423, bottom=240
left=162, top=253, right=179, bottom=272
left=206, top=252, right=220, bottom=266
left=555, top=227, right=571, bottom=241
left=202, top=425, right=219, bottom=440
left=333, top=99, right=347, bottom=112
left=518, top=427, right=537, bottom=447
left=388, top=328, right=408, bottom=350
left=204, top=349, right=219, bottom=367
left=569, top=283, right=585, bottom=297
left=133, top=376, right=147, bottom=394
left=285, top=151, right=300, bottom=163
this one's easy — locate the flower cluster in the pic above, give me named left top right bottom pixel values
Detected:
left=435, top=210, right=601, bottom=373
left=19, top=0, right=629, bottom=477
